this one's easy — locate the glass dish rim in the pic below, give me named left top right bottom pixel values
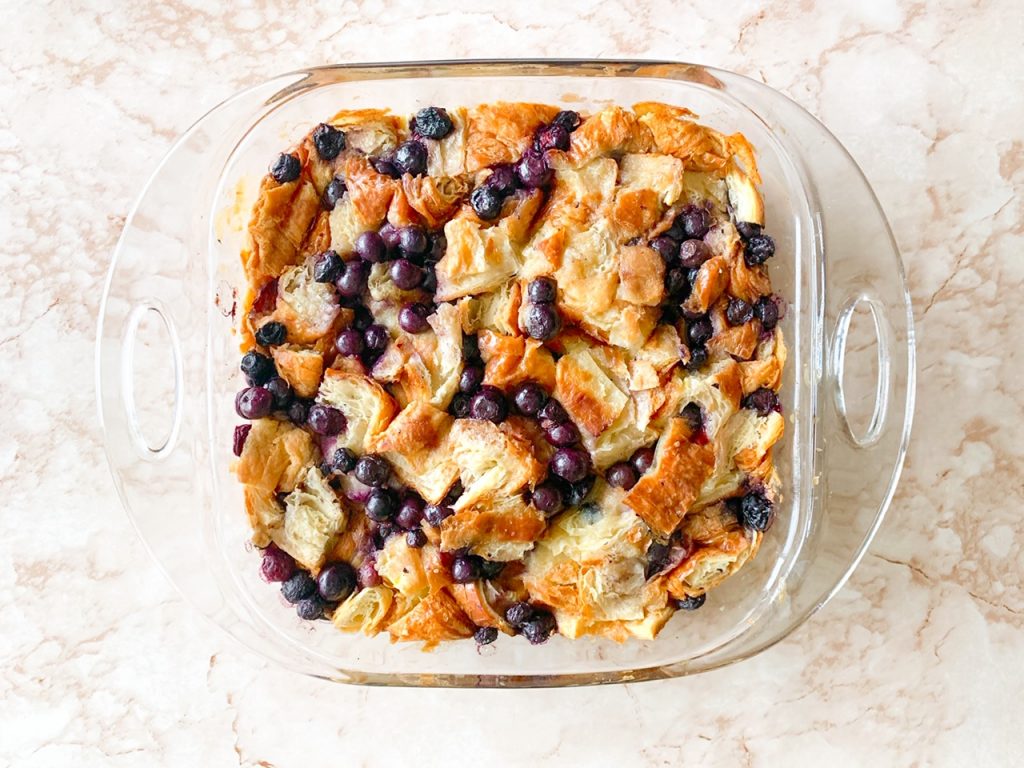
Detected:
left=98, top=57, right=916, bottom=687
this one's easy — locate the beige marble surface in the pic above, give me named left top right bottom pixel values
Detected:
left=2, top=1, right=1022, bottom=765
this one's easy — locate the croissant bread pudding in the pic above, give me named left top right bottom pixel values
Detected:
left=231, top=102, right=786, bottom=649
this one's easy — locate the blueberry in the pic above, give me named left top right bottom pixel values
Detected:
left=530, top=481, right=563, bottom=517
left=264, top=376, right=293, bottom=410
left=459, top=365, right=485, bottom=394
left=630, top=446, right=656, bottom=475
left=329, top=447, right=356, bottom=474
left=470, top=185, right=503, bottom=220
left=354, top=454, right=390, bottom=487
left=235, top=386, right=273, bottom=419
left=685, top=345, right=708, bottom=371
left=269, top=153, right=301, bottom=183
left=371, top=155, right=401, bottom=179
left=395, top=495, right=425, bottom=530
left=675, top=593, right=706, bottom=610
left=335, top=261, right=368, bottom=297
left=474, top=626, right=498, bottom=645
left=515, top=150, right=552, bottom=188
left=740, top=491, right=774, bottom=531
left=313, top=250, right=344, bottom=283
left=451, top=555, right=481, bottom=583
left=522, top=611, right=556, bottom=645
left=390, top=259, right=423, bottom=290
left=233, top=424, right=252, bottom=456
left=312, top=123, right=346, bottom=160
left=687, top=316, right=713, bottom=346
left=550, top=447, right=591, bottom=483
left=524, top=303, right=560, bottom=341
left=255, top=321, right=287, bottom=347
left=651, top=236, right=679, bottom=263
left=736, top=222, right=762, bottom=240
left=665, top=266, right=690, bottom=298
left=480, top=559, right=505, bottom=580
left=512, top=382, right=548, bottom=416
left=259, top=544, right=295, bottom=582
left=679, top=206, right=710, bottom=239
left=413, top=106, right=454, bottom=140
left=742, top=387, right=781, bottom=417
left=406, top=529, right=427, bottom=548
left=645, top=541, right=670, bottom=579
left=535, top=123, right=570, bottom=152
left=680, top=402, right=704, bottom=434
left=505, top=601, right=534, bottom=629
left=564, top=475, right=595, bottom=506
left=726, top=297, right=754, bottom=326
left=365, top=488, right=397, bottom=522
left=398, top=226, right=428, bottom=255
left=744, top=234, right=776, bottom=266
left=349, top=306, right=372, bottom=331
left=677, top=239, right=711, bottom=269
left=336, top=329, right=365, bottom=357
left=527, top=277, right=557, bottom=304
left=606, top=462, right=638, bottom=490
left=322, top=177, right=346, bottom=211
left=363, top=323, right=389, bottom=352
left=420, top=265, right=438, bottom=294
left=358, top=559, right=382, bottom=588
left=393, top=140, right=427, bottom=176
left=307, top=404, right=346, bottom=435
left=486, top=164, right=518, bottom=196
left=423, top=503, right=454, bottom=527
left=551, top=110, right=581, bottom=132
left=755, top=295, right=780, bottom=330
left=296, top=595, right=326, bottom=621
left=281, top=571, right=317, bottom=603
left=286, top=398, right=311, bottom=426
left=240, top=350, right=275, bottom=385
left=538, top=399, right=568, bottom=424
left=428, top=232, right=448, bottom=262
left=462, top=333, right=481, bottom=361
left=469, top=385, right=508, bottom=423
left=398, top=303, right=430, bottom=334
left=449, top=392, right=471, bottom=418
left=317, top=562, right=356, bottom=602
left=355, top=231, right=387, bottom=263
left=545, top=421, right=580, bottom=447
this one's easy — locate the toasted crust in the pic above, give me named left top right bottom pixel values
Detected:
left=478, top=331, right=557, bottom=392
left=554, top=346, right=628, bottom=436
left=271, top=344, right=324, bottom=399
left=242, top=172, right=321, bottom=285
left=622, top=417, right=716, bottom=537
left=465, top=102, right=560, bottom=172
left=235, top=418, right=316, bottom=493
left=368, top=401, right=460, bottom=504
left=387, top=589, right=476, bottom=647
left=440, top=495, right=547, bottom=561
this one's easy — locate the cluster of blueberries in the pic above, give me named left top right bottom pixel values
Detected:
left=651, top=205, right=782, bottom=371
left=259, top=544, right=356, bottom=622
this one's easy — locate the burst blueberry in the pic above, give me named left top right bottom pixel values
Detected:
left=313, top=250, right=344, bottom=283
left=744, top=234, right=776, bottom=266
left=329, top=447, right=356, bottom=474
left=726, top=297, right=754, bottom=326
left=296, top=596, right=326, bottom=621
left=312, top=123, right=346, bottom=160
left=269, top=153, right=300, bottom=183
left=474, top=626, right=498, bottom=645
left=675, top=594, right=706, bottom=610
left=240, top=350, right=275, bottom=385
left=322, top=177, right=346, bottom=211
left=551, top=110, right=581, bottom=132
left=255, top=321, right=287, bottom=347
left=739, top=491, right=774, bottom=532
left=536, top=123, right=570, bottom=152
left=233, top=423, right=251, bottom=456
left=755, top=295, right=780, bottom=330
left=259, top=544, right=295, bottom=582
left=515, top=150, right=552, bottom=188
left=742, top=387, right=780, bottom=416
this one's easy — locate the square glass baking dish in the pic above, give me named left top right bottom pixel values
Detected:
left=97, top=60, right=914, bottom=687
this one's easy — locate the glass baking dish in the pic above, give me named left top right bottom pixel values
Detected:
left=96, top=60, right=914, bottom=687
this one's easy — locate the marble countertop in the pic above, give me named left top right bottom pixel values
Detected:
left=3, top=1, right=1022, bottom=765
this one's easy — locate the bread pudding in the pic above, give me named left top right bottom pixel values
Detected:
left=231, top=101, right=786, bottom=648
